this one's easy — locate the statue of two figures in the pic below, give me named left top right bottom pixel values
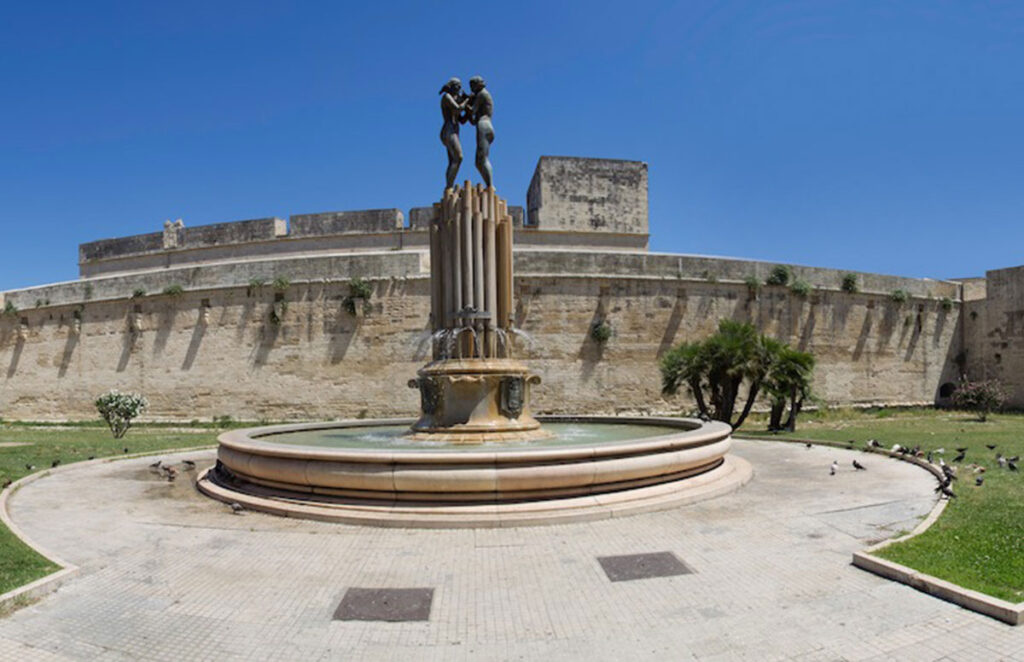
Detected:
left=439, top=76, right=494, bottom=189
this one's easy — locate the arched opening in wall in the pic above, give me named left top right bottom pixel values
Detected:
left=939, top=382, right=956, bottom=398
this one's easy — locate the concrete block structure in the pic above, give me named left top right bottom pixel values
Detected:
left=1, top=155, right=1023, bottom=420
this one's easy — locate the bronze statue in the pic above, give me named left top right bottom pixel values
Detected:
left=467, top=76, right=494, bottom=187
left=439, top=77, right=469, bottom=190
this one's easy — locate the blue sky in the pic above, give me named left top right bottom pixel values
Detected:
left=1, top=1, right=1022, bottom=290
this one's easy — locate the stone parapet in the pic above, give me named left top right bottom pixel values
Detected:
left=289, top=209, right=404, bottom=237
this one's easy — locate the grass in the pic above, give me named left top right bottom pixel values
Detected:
left=743, top=408, right=1024, bottom=603
left=0, top=423, right=217, bottom=596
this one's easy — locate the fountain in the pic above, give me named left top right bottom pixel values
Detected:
left=198, top=77, right=751, bottom=526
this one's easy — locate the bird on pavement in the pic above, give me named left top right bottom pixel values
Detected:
left=853, top=460, right=866, bottom=471
left=230, top=502, right=245, bottom=515
left=149, top=460, right=162, bottom=469
left=182, top=459, right=196, bottom=470
left=805, top=443, right=813, bottom=449
left=830, top=461, right=838, bottom=476
left=868, top=439, right=881, bottom=449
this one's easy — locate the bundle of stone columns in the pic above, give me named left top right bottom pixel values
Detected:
left=429, top=182, right=514, bottom=360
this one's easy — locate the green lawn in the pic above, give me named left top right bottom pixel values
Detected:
left=744, top=408, right=1024, bottom=603
left=0, top=423, right=217, bottom=596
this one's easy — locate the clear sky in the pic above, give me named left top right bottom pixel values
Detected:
left=2, top=1, right=1022, bottom=291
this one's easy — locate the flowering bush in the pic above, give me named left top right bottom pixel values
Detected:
left=95, top=390, right=148, bottom=439
left=951, top=379, right=1006, bottom=421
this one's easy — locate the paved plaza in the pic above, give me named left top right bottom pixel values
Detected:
left=0, top=440, right=1020, bottom=661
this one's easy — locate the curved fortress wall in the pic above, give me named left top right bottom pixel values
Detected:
left=0, top=156, right=990, bottom=421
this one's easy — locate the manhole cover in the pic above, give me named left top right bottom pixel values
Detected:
left=334, top=588, right=434, bottom=622
left=597, top=552, right=694, bottom=582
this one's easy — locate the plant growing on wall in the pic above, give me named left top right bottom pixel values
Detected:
left=660, top=319, right=780, bottom=429
left=840, top=273, right=859, bottom=293
left=951, top=379, right=1006, bottom=422
left=940, top=296, right=954, bottom=312
left=790, top=280, right=812, bottom=298
left=95, top=390, right=148, bottom=439
left=890, top=289, right=909, bottom=304
left=765, top=265, right=792, bottom=286
left=744, top=275, right=761, bottom=300
left=84, top=283, right=94, bottom=300
left=2, top=301, right=17, bottom=317
left=247, top=277, right=266, bottom=297
left=162, top=284, right=184, bottom=297
left=272, top=276, right=290, bottom=292
left=130, top=288, right=147, bottom=299
left=343, top=278, right=374, bottom=315
left=590, top=320, right=613, bottom=343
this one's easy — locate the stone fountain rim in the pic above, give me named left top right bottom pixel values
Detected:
left=217, top=415, right=732, bottom=465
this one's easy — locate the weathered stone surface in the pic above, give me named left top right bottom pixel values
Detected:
left=179, top=217, right=286, bottom=248
left=289, top=209, right=404, bottom=237
left=527, top=157, right=648, bottom=240
left=963, top=264, right=1024, bottom=407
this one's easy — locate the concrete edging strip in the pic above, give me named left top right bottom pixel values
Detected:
left=0, top=445, right=214, bottom=613
left=738, top=434, right=1023, bottom=626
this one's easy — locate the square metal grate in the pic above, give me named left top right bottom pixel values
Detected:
left=597, top=551, right=694, bottom=582
left=333, top=588, right=435, bottom=622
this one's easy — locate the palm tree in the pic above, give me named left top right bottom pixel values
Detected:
left=763, top=346, right=815, bottom=431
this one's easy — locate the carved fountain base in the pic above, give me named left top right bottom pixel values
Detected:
left=408, top=358, right=550, bottom=442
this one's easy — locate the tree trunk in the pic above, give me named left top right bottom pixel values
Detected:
left=732, top=382, right=760, bottom=430
left=784, top=392, right=804, bottom=432
left=689, top=378, right=709, bottom=417
left=768, top=401, right=784, bottom=430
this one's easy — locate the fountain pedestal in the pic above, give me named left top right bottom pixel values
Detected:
left=409, top=182, right=549, bottom=442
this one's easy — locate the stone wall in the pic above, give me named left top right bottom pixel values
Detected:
left=526, top=156, right=649, bottom=248
left=0, top=249, right=964, bottom=421
left=963, top=265, right=1024, bottom=407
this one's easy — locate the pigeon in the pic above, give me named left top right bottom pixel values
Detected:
left=805, top=443, right=813, bottom=449
left=846, top=439, right=855, bottom=447
left=986, top=444, right=997, bottom=450
left=868, top=439, right=881, bottom=449
left=50, top=459, right=60, bottom=468
left=938, top=484, right=957, bottom=499
left=149, top=460, right=162, bottom=469
left=934, top=447, right=945, bottom=454
left=2, top=479, right=11, bottom=489
left=830, top=461, right=838, bottom=476
left=975, top=476, right=984, bottom=487
left=123, top=447, right=129, bottom=454
left=956, top=446, right=968, bottom=453
left=853, top=460, right=866, bottom=471
left=87, top=456, right=95, bottom=461
left=997, top=454, right=1006, bottom=469
left=891, top=444, right=903, bottom=453
left=1007, top=455, right=1020, bottom=463
left=230, top=502, right=245, bottom=515
left=953, top=450, right=966, bottom=463
left=926, top=451, right=933, bottom=464
left=182, top=460, right=196, bottom=470
left=24, top=464, right=35, bottom=471
left=942, top=464, right=958, bottom=481
left=1010, top=461, right=1019, bottom=472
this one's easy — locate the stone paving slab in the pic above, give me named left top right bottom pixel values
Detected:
left=0, top=441, right=1021, bottom=661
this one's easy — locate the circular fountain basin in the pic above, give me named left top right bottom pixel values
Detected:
left=199, top=416, right=752, bottom=527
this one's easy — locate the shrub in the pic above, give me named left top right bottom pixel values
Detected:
left=84, top=284, right=94, bottom=300
left=348, top=278, right=373, bottom=300
left=702, top=270, right=718, bottom=284
left=95, top=390, right=148, bottom=439
left=2, top=301, right=17, bottom=317
left=940, top=296, right=954, bottom=312
left=590, top=321, right=613, bottom=343
left=951, top=379, right=1007, bottom=422
left=130, top=288, right=147, bottom=299
left=272, top=276, right=290, bottom=292
left=744, top=275, right=761, bottom=298
left=790, top=280, right=812, bottom=298
left=890, top=289, right=909, bottom=304
left=765, top=265, right=792, bottom=286
left=840, top=273, right=858, bottom=293
left=213, top=414, right=235, bottom=428
left=162, top=284, right=184, bottom=297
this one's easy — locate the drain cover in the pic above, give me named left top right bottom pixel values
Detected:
left=597, top=552, right=694, bottom=582
left=334, top=588, right=434, bottom=622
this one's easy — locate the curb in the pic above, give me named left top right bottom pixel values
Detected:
left=737, top=434, right=1023, bottom=626
left=0, top=445, right=214, bottom=615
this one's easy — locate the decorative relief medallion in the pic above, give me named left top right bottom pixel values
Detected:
left=500, top=376, right=525, bottom=419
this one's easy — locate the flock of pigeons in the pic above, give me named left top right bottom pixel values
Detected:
left=148, top=458, right=197, bottom=482
left=820, top=438, right=1018, bottom=499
